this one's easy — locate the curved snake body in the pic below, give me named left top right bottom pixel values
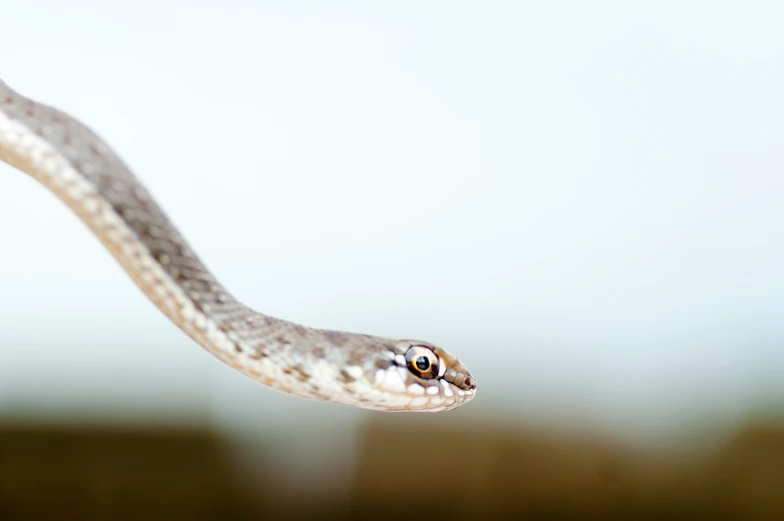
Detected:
left=0, top=79, right=476, bottom=412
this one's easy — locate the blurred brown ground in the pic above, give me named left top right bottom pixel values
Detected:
left=1, top=420, right=783, bottom=520
left=0, top=425, right=263, bottom=520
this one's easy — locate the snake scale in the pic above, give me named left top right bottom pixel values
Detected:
left=0, top=79, right=476, bottom=412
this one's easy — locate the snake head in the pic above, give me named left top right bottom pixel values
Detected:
left=370, top=339, right=476, bottom=412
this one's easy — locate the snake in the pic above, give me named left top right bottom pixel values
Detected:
left=0, top=79, right=476, bottom=412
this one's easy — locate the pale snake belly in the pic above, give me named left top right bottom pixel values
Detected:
left=0, top=79, right=476, bottom=412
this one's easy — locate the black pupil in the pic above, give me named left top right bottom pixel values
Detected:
left=415, top=356, right=430, bottom=371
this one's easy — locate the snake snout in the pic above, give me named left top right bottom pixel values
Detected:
left=444, top=360, right=476, bottom=393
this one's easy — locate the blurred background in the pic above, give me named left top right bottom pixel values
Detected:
left=1, top=1, right=783, bottom=520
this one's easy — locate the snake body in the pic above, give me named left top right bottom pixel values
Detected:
left=0, top=79, right=475, bottom=412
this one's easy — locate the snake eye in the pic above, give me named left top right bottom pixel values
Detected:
left=404, top=346, right=440, bottom=379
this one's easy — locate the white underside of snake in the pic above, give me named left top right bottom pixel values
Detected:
left=0, top=79, right=476, bottom=412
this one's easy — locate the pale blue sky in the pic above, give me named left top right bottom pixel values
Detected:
left=1, top=2, right=783, bottom=451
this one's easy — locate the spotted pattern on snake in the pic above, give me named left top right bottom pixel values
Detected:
left=0, top=79, right=476, bottom=412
